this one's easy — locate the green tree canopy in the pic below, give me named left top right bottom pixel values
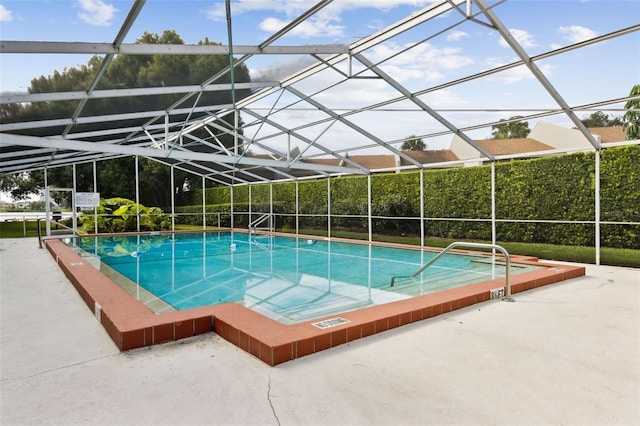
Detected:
left=1, top=30, right=251, bottom=206
left=491, top=116, right=531, bottom=139
left=580, top=111, right=623, bottom=127
left=623, top=84, right=640, bottom=140
left=401, top=135, right=426, bottom=151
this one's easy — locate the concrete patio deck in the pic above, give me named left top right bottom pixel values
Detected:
left=1, top=237, right=638, bottom=425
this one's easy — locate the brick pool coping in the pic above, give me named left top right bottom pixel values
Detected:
left=44, top=231, right=585, bottom=366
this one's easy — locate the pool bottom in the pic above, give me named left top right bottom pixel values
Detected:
left=44, top=234, right=585, bottom=366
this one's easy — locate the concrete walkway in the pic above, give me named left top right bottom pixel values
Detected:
left=1, top=237, right=638, bottom=425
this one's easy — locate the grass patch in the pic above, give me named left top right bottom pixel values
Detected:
left=0, top=220, right=41, bottom=238
left=293, top=228, right=640, bottom=268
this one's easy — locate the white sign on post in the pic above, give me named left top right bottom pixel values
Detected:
left=75, top=192, right=100, bottom=208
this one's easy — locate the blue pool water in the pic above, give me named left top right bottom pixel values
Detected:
left=73, top=232, right=541, bottom=323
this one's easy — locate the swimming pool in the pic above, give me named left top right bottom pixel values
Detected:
left=48, top=231, right=585, bottom=364
left=73, top=231, right=542, bottom=324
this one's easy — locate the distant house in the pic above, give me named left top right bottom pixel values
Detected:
left=247, top=122, right=630, bottom=176
left=450, top=122, right=630, bottom=166
left=586, top=126, right=626, bottom=143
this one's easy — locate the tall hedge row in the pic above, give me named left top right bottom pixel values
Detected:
left=187, top=145, right=639, bottom=248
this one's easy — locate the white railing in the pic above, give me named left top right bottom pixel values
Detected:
left=249, top=213, right=274, bottom=232
left=390, top=242, right=513, bottom=301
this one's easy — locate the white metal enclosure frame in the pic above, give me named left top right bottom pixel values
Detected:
left=1, top=0, right=639, bottom=264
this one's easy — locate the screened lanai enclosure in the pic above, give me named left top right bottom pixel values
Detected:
left=1, top=0, right=639, bottom=265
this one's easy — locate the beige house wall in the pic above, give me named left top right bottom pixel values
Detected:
left=449, top=135, right=482, bottom=165
left=527, top=121, right=594, bottom=151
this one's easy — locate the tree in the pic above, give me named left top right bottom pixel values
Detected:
left=401, top=135, right=426, bottom=151
left=491, top=116, right=530, bottom=139
left=580, top=111, right=623, bottom=127
left=623, top=84, right=640, bottom=140
left=2, top=30, right=251, bottom=206
left=0, top=172, right=42, bottom=200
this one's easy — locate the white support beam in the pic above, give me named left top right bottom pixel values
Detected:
left=0, top=82, right=279, bottom=105
left=0, top=41, right=349, bottom=55
left=1, top=133, right=366, bottom=175
left=0, top=104, right=234, bottom=132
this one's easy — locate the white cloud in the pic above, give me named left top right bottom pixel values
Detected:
left=367, top=42, right=474, bottom=83
left=207, top=0, right=305, bottom=21
left=446, top=30, right=468, bottom=41
left=484, top=58, right=555, bottom=84
left=259, top=16, right=345, bottom=38
left=77, top=0, right=118, bottom=27
left=558, top=25, right=598, bottom=44
left=420, top=88, right=469, bottom=108
left=206, top=0, right=434, bottom=39
left=0, top=5, right=13, bottom=22
left=499, top=29, right=537, bottom=48
left=207, top=0, right=434, bottom=20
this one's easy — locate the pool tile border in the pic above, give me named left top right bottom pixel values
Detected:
left=44, top=236, right=585, bottom=365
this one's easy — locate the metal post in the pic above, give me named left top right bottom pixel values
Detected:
left=491, top=162, right=496, bottom=245
left=135, top=156, right=140, bottom=232
left=44, top=168, right=50, bottom=236
left=170, top=165, right=175, bottom=231
left=270, top=182, right=274, bottom=231
left=72, top=164, right=77, bottom=235
left=37, top=218, right=43, bottom=248
left=202, top=176, right=206, bottom=230
left=248, top=184, right=252, bottom=231
left=420, top=169, right=425, bottom=246
left=93, top=160, right=98, bottom=234
left=230, top=186, right=234, bottom=228
left=368, top=174, right=372, bottom=242
left=595, top=149, right=601, bottom=265
left=295, top=180, right=299, bottom=235
left=164, top=113, right=169, bottom=150
left=327, top=177, right=331, bottom=238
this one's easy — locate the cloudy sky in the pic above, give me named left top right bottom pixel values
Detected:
left=1, top=0, right=638, bottom=153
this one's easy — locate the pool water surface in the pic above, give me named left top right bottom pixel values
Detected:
left=74, top=231, right=541, bottom=324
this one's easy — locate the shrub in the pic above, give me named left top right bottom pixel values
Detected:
left=79, top=197, right=170, bottom=233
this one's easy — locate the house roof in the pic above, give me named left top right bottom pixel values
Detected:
left=588, top=127, right=627, bottom=143
left=475, top=138, right=555, bottom=155
left=401, top=150, right=459, bottom=165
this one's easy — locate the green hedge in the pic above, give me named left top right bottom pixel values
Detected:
left=495, top=152, right=595, bottom=245
left=188, top=145, right=639, bottom=249
left=600, top=145, right=640, bottom=247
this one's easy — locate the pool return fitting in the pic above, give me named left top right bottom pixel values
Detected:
left=390, top=242, right=514, bottom=302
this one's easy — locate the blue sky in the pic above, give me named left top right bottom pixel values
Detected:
left=1, top=0, right=639, bottom=151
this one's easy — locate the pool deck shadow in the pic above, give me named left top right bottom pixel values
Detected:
left=43, top=233, right=584, bottom=366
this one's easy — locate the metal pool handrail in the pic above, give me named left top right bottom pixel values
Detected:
left=37, top=217, right=78, bottom=249
left=249, top=213, right=274, bottom=232
left=390, top=242, right=513, bottom=302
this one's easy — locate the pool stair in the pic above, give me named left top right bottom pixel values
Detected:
left=249, top=213, right=274, bottom=232
left=389, top=263, right=505, bottom=297
left=391, top=242, right=513, bottom=300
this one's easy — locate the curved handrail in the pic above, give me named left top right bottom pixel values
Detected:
left=390, top=242, right=513, bottom=301
left=37, top=217, right=79, bottom=249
